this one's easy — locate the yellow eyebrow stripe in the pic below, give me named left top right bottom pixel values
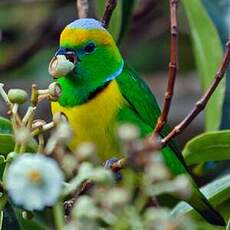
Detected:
left=60, top=28, right=115, bottom=46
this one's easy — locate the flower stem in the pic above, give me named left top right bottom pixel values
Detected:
left=19, top=143, right=26, bottom=154
left=14, top=143, right=20, bottom=153
left=53, top=201, right=64, bottom=230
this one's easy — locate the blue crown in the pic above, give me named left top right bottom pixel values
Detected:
left=67, top=18, right=105, bottom=30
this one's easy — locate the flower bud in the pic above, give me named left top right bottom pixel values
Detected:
left=8, top=89, right=28, bottom=104
left=173, top=175, right=192, bottom=200
left=117, top=123, right=140, bottom=142
left=14, top=127, right=32, bottom=144
left=91, top=168, right=114, bottom=185
left=22, top=211, right=33, bottom=220
left=75, top=142, right=96, bottom=162
left=103, top=188, right=130, bottom=208
left=32, top=119, right=46, bottom=130
left=62, top=155, right=78, bottom=176
left=55, top=122, right=72, bottom=144
left=72, top=196, right=98, bottom=219
left=48, top=82, right=62, bottom=101
left=6, top=152, right=17, bottom=162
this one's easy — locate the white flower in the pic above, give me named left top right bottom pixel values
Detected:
left=72, top=196, right=99, bottom=219
left=6, top=154, right=64, bottom=211
left=117, top=123, right=140, bottom=142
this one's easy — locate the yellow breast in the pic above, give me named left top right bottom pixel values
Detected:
left=51, top=80, right=126, bottom=160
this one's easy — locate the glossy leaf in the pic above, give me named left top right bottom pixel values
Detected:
left=2, top=203, right=20, bottom=230
left=202, top=0, right=229, bottom=45
left=0, top=117, right=14, bottom=155
left=0, top=117, right=12, bottom=135
left=3, top=203, right=49, bottom=230
left=202, top=0, right=230, bottom=129
left=171, top=175, right=230, bottom=220
left=227, top=218, right=230, bottom=230
left=0, top=156, right=5, bottom=165
left=0, top=194, right=8, bottom=212
left=181, top=0, right=225, bottom=131
left=15, top=209, right=50, bottom=230
left=182, top=130, right=230, bottom=165
left=0, top=134, right=37, bottom=155
left=0, top=211, right=3, bottom=230
left=0, top=134, right=15, bottom=155
left=118, top=0, right=136, bottom=44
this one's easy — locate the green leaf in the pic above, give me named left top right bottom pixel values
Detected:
left=171, top=175, right=230, bottom=220
left=118, top=0, right=136, bottom=44
left=2, top=202, right=50, bottom=230
left=181, top=0, right=225, bottom=131
left=0, top=156, right=5, bottom=165
left=0, top=117, right=12, bottom=135
left=0, top=117, right=37, bottom=154
left=2, top=203, right=21, bottom=230
left=15, top=209, right=50, bottom=230
left=0, top=133, right=37, bottom=156
left=227, top=218, right=230, bottom=230
left=0, top=134, right=15, bottom=155
left=0, top=211, right=3, bottom=230
left=182, top=130, right=230, bottom=165
left=0, top=193, right=8, bottom=211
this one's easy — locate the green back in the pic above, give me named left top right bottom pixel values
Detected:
left=116, top=63, right=188, bottom=175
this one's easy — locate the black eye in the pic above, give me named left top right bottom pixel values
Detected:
left=84, top=43, right=96, bottom=53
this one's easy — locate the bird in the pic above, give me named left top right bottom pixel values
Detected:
left=48, top=18, right=225, bottom=226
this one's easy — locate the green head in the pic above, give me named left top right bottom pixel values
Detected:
left=49, top=18, right=123, bottom=107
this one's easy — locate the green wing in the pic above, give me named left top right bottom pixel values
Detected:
left=116, top=64, right=161, bottom=128
left=116, top=63, right=226, bottom=226
left=116, top=63, right=188, bottom=174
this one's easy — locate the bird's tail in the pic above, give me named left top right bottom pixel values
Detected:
left=162, top=137, right=225, bottom=226
left=188, top=182, right=226, bottom=226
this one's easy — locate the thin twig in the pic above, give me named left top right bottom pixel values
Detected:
left=161, top=38, right=230, bottom=146
left=154, top=0, right=179, bottom=134
left=76, top=0, right=89, bottom=18
left=101, top=0, right=117, bottom=28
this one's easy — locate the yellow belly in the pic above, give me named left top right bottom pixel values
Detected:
left=51, top=80, right=126, bottom=160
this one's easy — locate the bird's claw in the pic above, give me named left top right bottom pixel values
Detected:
left=104, top=157, right=122, bottom=182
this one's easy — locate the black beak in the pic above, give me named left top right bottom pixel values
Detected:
left=55, top=47, right=67, bottom=56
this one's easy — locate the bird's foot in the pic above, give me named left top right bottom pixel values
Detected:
left=104, top=157, right=122, bottom=182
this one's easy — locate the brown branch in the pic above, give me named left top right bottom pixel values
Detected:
left=76, top=0, right=89, bottom=18
left=161, top=38, right=230, bottom=146
left=154, top=0, right=179, bottom=134
left=101, top=0, right=117, bottom=28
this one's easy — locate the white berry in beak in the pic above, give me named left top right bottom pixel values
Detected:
left=48, top=55, right=75, bottom=78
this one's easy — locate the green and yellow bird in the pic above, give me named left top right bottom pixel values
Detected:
left=49, top=18, right=225, bottom=226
